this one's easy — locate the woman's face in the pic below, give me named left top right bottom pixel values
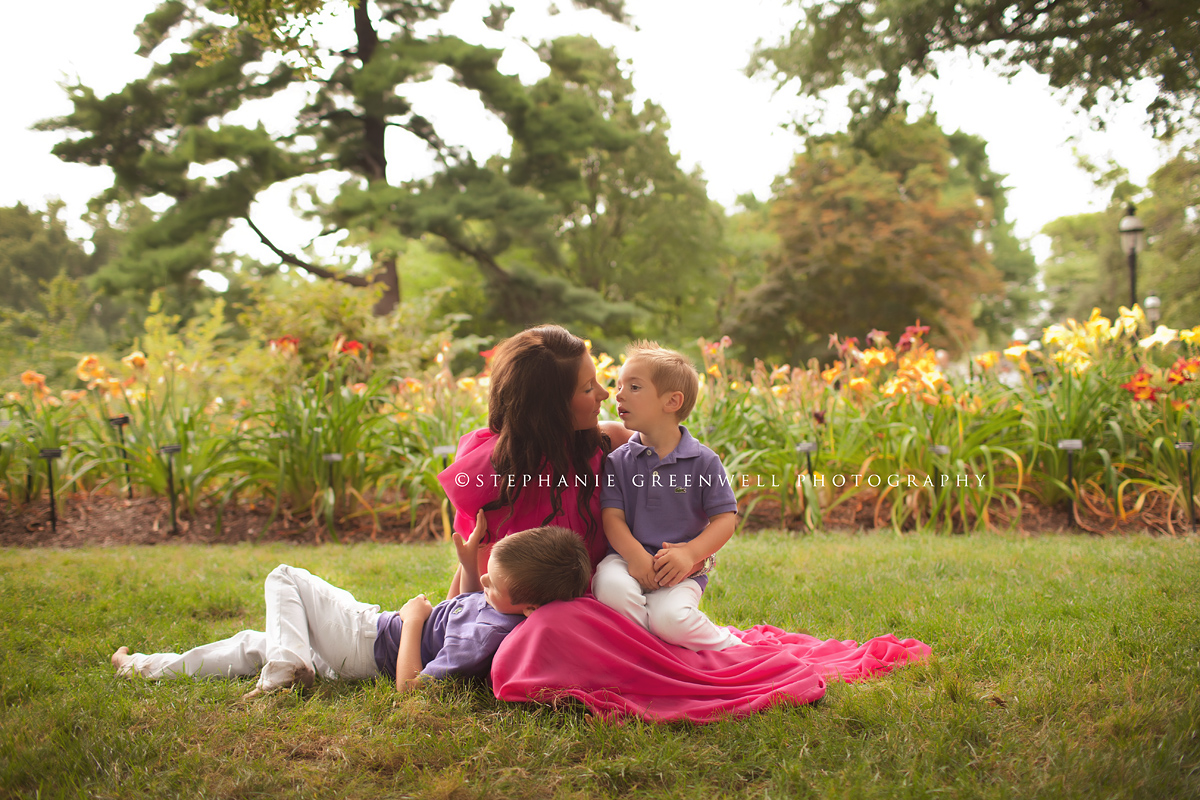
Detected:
left=569, top=353, right=609, bottom=431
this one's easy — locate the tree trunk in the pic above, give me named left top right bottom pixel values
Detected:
left=372, top=255, right=401, bottom=316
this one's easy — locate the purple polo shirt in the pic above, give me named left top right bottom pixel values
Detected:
left=601, top=426, right=738, bottom=586
left=374, top=592, right=523, bottom=682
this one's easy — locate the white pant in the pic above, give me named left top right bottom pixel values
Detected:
left=592, top=552, right=741, bottom=651
left=125, top=565, right=382, bottom=691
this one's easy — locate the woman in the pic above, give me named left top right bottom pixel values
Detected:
left=439, top=325, right=930, bottom=722
left=440, top=324, right=634, bottom=595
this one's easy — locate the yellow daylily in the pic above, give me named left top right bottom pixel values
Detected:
left=1178, top=326, right=1200, bottom=345
left=974, top=351, right=1000, bottom=370
left=122, top=351, right=148, bottom=371
left=1115, top=305, right=1146, bottom=337
left=859, top=347, right=895, bottom=369
left=1004, top=344, right=1030, bottom=361
left=76, top=355, right=105, bottom=382
left=847, top=376, right=871, bottom=392
left=1042, top=324, right=1071, bottom=346
left=881, top=376, right=909, bottom=397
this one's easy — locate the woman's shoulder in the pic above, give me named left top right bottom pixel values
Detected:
left=457, top=427, right=496, bottom=455
left=599, top=421, right=633, bottom=449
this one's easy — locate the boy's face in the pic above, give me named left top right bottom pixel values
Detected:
left=614, top=358, right=681, bottom=431
left=481, top=564, right=538, bottom=617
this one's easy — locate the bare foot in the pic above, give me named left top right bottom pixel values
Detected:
left=239, top=687, right=267, bottom=703
left=240, top=664, right=315, bottom=703
left=111, top=646, right=134, bottom=677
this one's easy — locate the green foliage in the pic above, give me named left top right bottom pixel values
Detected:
left=41, top=0, right=691, bottom=340
left=1142, top=146, right=1200, bottom=326
left=0, top=203, right=132, bottom=387
left=0, top=202, right=91, bottom=314
left=2, top=535, right=1199, bottom=797
left=755, top=0, right=1200, bottom=137
left=1043, top=147, right=1200, bottom=326
left=1041, top=209, right=1126, bottom=321
left=730, top=114, right=1009, bottom=363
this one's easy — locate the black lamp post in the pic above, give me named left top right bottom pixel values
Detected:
left=1119, top=204, right=1146, bottom=309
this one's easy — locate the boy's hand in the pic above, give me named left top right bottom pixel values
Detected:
left=452, top=509, right=487, bottom=565
left=653, top=543, right=698, bottom=588
left=399, top=594, right=434, bottom=624
left=627, top=550, right=660, bottom=592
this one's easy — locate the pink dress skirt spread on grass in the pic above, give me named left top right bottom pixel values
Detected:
left=491, top=598, right=931, bottom=723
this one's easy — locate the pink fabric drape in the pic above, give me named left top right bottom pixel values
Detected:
left=492, top=598, right=931, bottom=723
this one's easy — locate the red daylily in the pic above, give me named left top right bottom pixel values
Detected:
left=1167, top=357, right=1195, bottom=386
left=1120, top=367, right=1160, bottom=402
left=896, top=321, right=931, bottom=354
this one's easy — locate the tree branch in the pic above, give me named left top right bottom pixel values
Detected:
left=440, top=234, right=511, bottom=283
left=244, top=217, right=369, bottom=287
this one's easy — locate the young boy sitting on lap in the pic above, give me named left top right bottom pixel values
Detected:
left=593, top=341, right=742, bottom=651
left=112, top=510, right=591, bottom=697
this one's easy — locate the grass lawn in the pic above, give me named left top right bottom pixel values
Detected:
left=1, top=530, right=1198, bottom=799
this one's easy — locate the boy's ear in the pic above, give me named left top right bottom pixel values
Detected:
left=661, top=390, right=684, bottom=413
left=520, top=604, right=540, bottom=617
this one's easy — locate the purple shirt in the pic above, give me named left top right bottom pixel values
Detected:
left=600, top=426, right=738, bottom=583
left=374, top=592, right=523, bottom=681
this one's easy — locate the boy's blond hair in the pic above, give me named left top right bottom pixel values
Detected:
left=623, top=341, right=700, bottom=421
left=490, top=525, right=592, bottom=606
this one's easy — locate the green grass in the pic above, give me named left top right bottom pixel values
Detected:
left=2, top=532, right=1198, bottom=799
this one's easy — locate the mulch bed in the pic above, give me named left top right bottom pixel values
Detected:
left=2, top=487, right=1190, bottom=548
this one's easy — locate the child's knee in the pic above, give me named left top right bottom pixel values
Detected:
left=648, top=603, right=699, bottom=645
left=591, top=567, right=639, bottom=605
left=265, top=564, right=295, bottom=584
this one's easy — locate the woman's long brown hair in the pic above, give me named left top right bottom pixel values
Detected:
left=484, top=325, right=610, bottom=541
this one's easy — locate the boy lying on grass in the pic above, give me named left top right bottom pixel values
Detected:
left=112, top=511, right=591, bottom=699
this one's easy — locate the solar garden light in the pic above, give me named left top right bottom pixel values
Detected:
left=159, top=444, right=181, bottom=535
left=796, top=442, right=818, bottom=529
left=1178, top=423, right=1196, bottom=531
left=1057, top=439, right=1083, bottom=528
left=322, top=452, right=343, bottom=486
left=930, top=445, right=950, bottom=523
left=39, top=448, right=62, bottom=534
left=110, top=415, right=133, bottom=499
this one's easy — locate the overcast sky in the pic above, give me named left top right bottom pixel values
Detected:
left=0, top=0, right=1176, bottom=273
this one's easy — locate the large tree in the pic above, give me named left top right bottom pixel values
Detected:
left=754, top=0, right=1200, bottom=137
left=730, top=114, right=1008, bottom=363
left=40, top=0, right=716, bottom=339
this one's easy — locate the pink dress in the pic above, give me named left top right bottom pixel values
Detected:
left=437, top=428, right=609, bottom=569
left=438, top=427, right=932, bottom=722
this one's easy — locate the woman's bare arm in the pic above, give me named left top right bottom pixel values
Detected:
left=600, top=420, right=633, bottom=448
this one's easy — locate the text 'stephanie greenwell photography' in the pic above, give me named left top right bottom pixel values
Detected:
left=2, top=0, right=1199, bottom=797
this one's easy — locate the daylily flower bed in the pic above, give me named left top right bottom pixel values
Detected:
left=3, top=308, right=1199, bottom=538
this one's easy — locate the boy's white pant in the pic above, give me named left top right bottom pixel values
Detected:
left=592, top=553, right=741, bottom=651
left=124, top=565, right=382, bottom=691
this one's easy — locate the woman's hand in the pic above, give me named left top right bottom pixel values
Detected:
left=653, top=542, right=699, bottom=588
left=399, top=594, right=434, bottom=624
left=452, top=509, right=487, bottom=567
